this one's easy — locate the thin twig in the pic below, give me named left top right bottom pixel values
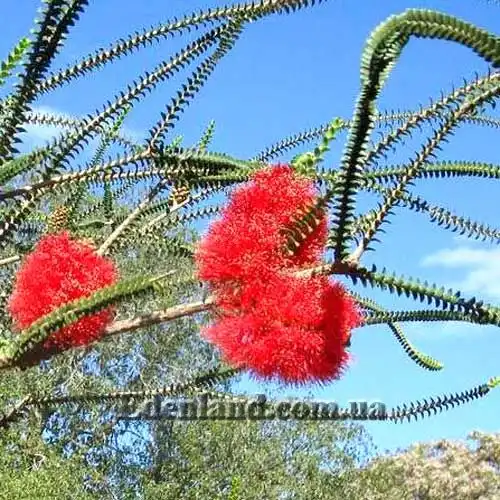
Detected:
left=0, top=255, right=20, bottom=267
left=97, top=175, right=168, bottom=256
left=140, top=191, right=203, bottom=233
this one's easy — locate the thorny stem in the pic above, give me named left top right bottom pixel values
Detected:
left=345, top=81, right=500, bottom=266
left=0, top=149, right=152, bottom=202
left=97, top=151, right=169, bottom=255
left=98, top=146, right=211, bottom=254
left=0, top=271, right=177, bottom=370
left=364, top=72, right=499, bottom=168
left=0, top=260, right=353, bottom=370
left=140, top=190, right=204, bottom=233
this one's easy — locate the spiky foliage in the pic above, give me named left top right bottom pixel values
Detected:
left=0, top=0, right=498, bottom=439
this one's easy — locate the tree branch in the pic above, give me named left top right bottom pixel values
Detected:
left=103, top=296, right=215, bottom=338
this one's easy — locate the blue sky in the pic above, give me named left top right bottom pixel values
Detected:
left=1, top=0, right=499, bottom=458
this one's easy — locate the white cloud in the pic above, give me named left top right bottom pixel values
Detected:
left=19, top=105, right=67, bottom=147
left=421, top=246, right=500, bottom=301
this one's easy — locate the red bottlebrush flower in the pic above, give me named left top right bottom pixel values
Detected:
left=8, top=231, right=118, bottom=351
left=195, top=164, right=362, bottom=384
left=195, top=164, right=328, bottom=285
left=202, top=273, right=362, bottom=384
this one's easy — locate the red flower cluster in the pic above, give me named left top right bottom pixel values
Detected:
left=8, top=232, right=118, bottom=351
left=195, top=164, right=362, bottom=384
